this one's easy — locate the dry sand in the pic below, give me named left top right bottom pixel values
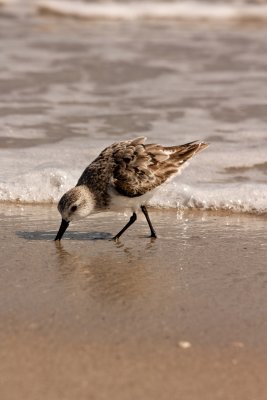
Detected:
left=0, top=203, right=267, bottom=400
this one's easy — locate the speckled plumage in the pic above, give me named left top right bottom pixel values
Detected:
left=55, top=137, right=208, bottom=241
left=77, top=137, right=208, bottom=206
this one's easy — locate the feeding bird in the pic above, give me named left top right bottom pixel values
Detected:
left=55, top=137, right=208, bottom=241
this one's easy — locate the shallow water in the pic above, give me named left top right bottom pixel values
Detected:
left=1, top=204, right=267, bottom=345
left=0, top=1, right=267, bottom=211
left=1, top=204, right=267, bottom=399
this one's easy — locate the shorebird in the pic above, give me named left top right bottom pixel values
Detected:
left=55, top=137, right=208, bottom=241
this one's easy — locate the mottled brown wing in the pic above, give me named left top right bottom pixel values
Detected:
left=111, top=138, right=160, bottom=197
left=111, top=138, right=208, bottom=197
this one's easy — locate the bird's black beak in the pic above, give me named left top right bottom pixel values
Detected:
left=54, top=219, right=69, bottom=241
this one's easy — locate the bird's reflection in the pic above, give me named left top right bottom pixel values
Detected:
left=113, top=236, right=157, bottom=260
left=54, top=239, right=157, bottom=303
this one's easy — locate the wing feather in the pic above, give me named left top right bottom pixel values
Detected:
left=111, top=139, right=208, bottom=197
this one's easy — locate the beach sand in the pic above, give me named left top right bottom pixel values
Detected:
left=0, top=203, right=266, bottom=399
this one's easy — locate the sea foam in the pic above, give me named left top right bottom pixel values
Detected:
left=1, top=137, right=267, bottom=214
left=150, top=182, right=267, bottom=214
left=38, top=0, right=267, bottom=20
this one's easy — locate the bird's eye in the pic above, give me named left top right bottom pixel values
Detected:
left=71, top=205, right=77, bottom=212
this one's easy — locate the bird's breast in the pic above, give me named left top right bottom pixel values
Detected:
left=107, top=185, right=157, bottom=212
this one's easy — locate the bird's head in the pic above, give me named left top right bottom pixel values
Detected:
left=55, top=185, right=95, bottom=240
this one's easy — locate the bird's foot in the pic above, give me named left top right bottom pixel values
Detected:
left=111, top=236, right=120, bottom=242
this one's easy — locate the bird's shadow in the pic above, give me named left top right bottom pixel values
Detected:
left=16, top=230, right=113, bottom=241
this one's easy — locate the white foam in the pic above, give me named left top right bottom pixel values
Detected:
left=0, top=137, right=102, bottom=204
left=150, top=182, right=267, bottom=214
left=1, top=136, right=267, bottom=215
left=37, top=1, right=267, bottom=20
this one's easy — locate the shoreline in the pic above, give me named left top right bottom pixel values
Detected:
left=1, top=200, right=267, bottom=216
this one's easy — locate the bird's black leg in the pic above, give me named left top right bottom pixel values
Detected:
left=141, top=205, right=157, bottom=238
left=113, top=212, right=137, bottom=240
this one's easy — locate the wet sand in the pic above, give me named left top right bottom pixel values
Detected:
left=0, top=203, right=266, bottom=399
